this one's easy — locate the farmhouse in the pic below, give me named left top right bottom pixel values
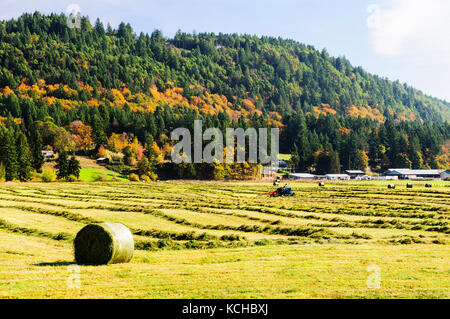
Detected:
left=288, top=173, right=315, bottom=180
left=325, top=174, right=350, bottom=180
left=41, top=150, right=54, bottom=161
left=345, top=170, right=365, bottom=179
left=384, top=168, right=442, bottom=180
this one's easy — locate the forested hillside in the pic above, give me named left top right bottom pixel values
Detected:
left=0, top=12, right=449, bottom=181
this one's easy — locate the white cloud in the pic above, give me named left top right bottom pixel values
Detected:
left=367, top=0, right=450, bottom=101
left=369, top=0, right=450, bottom=60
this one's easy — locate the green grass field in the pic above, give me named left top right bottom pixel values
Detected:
left=0, top=180, right=448, bottom=298
left=78, top=168, right=128, bottom=182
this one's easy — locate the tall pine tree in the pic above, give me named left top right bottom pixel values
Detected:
left=68, top=156, right=81, bottom=179
left=30, top=128, right=45, bottom=172
left=0, top=127, right=19, bottom=181
left=16, top=132, right=33, bottom=181
left=55, top=151, right=69, bottom=180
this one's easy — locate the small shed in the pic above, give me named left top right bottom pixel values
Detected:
left=345, top=170, right=365, bottom=179
left=96, top=157, right=110, bottom=164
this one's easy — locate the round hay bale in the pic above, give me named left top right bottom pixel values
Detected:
left=388, top=184, right=396, bottom=189
left=74, top=223, right=134, bottom=265
left=425, top=183, right=432, bottom=188
left=406, top=183, right=413, bottom=188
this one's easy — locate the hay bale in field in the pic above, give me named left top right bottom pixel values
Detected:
left=74, top=223, right=134, bottom=265
left=406, top=183, right=413, bottom=188
left=425, top=183, right=432, bottom=188
left=388, top=184, right=396, bottom=189
left=318, top=182, right=325, bottom=187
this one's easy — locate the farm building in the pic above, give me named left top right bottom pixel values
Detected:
left=287, top=173, right=315, bottom=180
left=441, top=170, right=450, bottom=180
left=355, top=175, right=373, bottom=180
left=345, top=170, right=365, bottom=179
left=96, top=157, right=110, bottom=164
left=41, top=150, right=54, bottom=161
left=325, top=174, right=350, bottom=180
left=384, top=169, right=441, bottom=179
left=378, top=176, right=398, bottom=180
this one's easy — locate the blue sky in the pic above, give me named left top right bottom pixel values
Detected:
left=1, top=0, right=449, bottom=102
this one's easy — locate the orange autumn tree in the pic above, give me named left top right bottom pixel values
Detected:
left=97, top=145, right=107, bottom=158
left=67, top=120, right=94, bottom=152
left=107, top=132, right=144, bottom=165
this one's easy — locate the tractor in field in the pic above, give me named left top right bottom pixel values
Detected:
left=269, top=184, right=295, bottom=197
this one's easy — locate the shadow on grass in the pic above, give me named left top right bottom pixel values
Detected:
left=34, top=261, right=75, bottom=266
left=35, top=261, right=109, bottom=266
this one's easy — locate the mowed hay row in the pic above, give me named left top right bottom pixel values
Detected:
left=0, top=207, right=84, bottom=236
left=0, top=181, right=449, bottom=299
left=158, top=208, right=283, bottom=228
left=0, top=181, right=448, bottom=248
left=201, top=205, right=446, bottom=237
left=0, top=229, right=71, bottom=264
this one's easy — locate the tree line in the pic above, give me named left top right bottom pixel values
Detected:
left=0, top=12, right=448, bottom=181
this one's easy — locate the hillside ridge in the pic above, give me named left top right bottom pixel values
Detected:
left=0, top=12, right=449, bottom=123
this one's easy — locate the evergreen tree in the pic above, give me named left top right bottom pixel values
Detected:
left=16, top=132, right=33, bottom=181
left=68, top=156, right=81, bottom=178
left=409, top=136, right=423, bottom=169
left=315, top=150, right=330, bottom=175
left=329, top=150, right=341, bottom=174
left=30, top=128, right=45, bottom=172
left=0, top=127, right=19, bottom=181
left=55, top=151, right=69, bottom=180
left=0, top=162, right=6, bottom=182
left=395, top=153, right=412, bottom=169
